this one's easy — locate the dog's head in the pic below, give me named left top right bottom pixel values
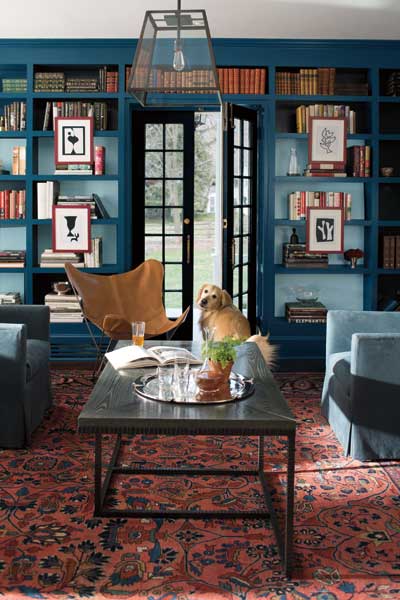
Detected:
left=196, top=284, right=232, bottom=311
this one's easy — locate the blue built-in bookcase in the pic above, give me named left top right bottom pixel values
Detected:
left=1, top=39, right=400, bottom=360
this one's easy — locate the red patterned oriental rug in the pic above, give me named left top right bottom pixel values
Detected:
left=0, top=370, right=399, bottom=599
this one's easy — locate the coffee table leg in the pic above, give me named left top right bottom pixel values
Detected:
left=284, top=430, right=296, bottom=578
left=94, top=432, right=102, bottom=516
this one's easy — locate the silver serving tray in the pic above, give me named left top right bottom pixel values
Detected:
left=133, top=371, right=255, bottom=405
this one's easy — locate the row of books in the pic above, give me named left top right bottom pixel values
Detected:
left=285, top=301, right=327, bottom=323
left=0, top=250, right=25, bottom=268
left=304, top=165, right=348, bottom=178
left=0, top=102, right=26, bottom=131
left=288, top=191, right=352, bottom=220
left=125, top=66, right=216, bottom=93
left=45, top=292, right=83, bottom=323
left=11, top=146, right=26, bottom=175
left=276, top=68, right=336, bottom=96
left=216, top=68, right=267, bottom=95
left=283, top=243, right=328, bottom=269
left=295, top=104, right=357, bottom=134
left=37, top=181, right=109, bottom=219
left=0, top=292, right=22, bottom=304
left=84, top=237, right=102, bottom=268
left=39, top=242, right=102, bottom=269
left=42, top=101, right=110, bottom=131
left=54, top=195, right=109, bottom=219
left=2, top=78, right=27, bottom=93
left=34, top=68, right=118, bottom=93
left=382, top=234, right=400, bottom=269
left=348, top=145, right=371, bottom=177
left=0, top=190, right=26, bottom=219
left=384, top=72, right=400, bottom=97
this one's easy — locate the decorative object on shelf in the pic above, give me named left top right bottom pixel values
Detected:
left=127, top=0, right=221, bottom=106
left=344, top=248, right=364, bottom=269
left=52, top=281, right=71, bottom=295
left=380, top=166, right=394, bottom=177
left=309, top=117, right=347, bottom=173
left=52, top=205, right=91, bottom=253
left=292, top=285, right=320, bottom=303
left=289, top=228, right=299, bottom=244
left=306, top=207, right=344, bottom=254
left=287, top=147, right=300, bottom=176
left=54, top=116, right=94, bottom=165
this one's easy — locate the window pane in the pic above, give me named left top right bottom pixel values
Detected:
left=243, top=265, right=248, bottom=292
left=145, top=208, right=162, bottom=234
left=165, top=124, right=183, bottom=150
left=145, top=123, right=163, bottom=149
left=234, top=208, right=241, bottom=235
left=165, top=151, right=183, bottom=178
left=145, top=236, right=162, bottom=261
left=165, top=180, right=183, bottom=206
left=165, top=291, right=182, bottom=316
left=234, top=148, right=241, bottom=176
left=243, top=120, right=250, bottom=148
left=242, top=293, right=248, bottom=314
left=165, top=236, right=182, bottom=262
left=234, top=178, right=241, bottom=205
left=165, top=208, right=183, bottom=234
left=243, top=207, right=250, bottom=235
left=243, top=235, right=249, bottom=262
left=164, top=263, right=181, bottom=290
left=235, top=238, right=240, bottom=264
left=234, top=118, right=241, bottom=146
left=145, top=179, right=163, bottom=206
left=243, top=149, right=250, bottom=177
left=233, top=267, right=239, bottom=297
left=243, top=179, right=250, bottom=205
left=145, top=151, right=163, bottom=178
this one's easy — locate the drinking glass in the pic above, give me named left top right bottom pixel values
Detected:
left=132, top=321, right=145, bottom=346
left=173, top=360, right=190, bottom=402
left=157, top=365, right=173, bottom=400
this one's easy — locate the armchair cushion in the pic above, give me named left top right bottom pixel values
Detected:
left=26, top=340, right=50, bottom=382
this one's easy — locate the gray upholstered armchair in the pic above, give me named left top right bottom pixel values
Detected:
left=321, top=310, right=400, bottom=460
left=0, top=305, right=51, bottom=448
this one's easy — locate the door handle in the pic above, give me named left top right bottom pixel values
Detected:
left=186, top=235, right=191, bottom=264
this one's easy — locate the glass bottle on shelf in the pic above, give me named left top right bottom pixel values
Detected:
left=287, top=147, right=300, bottom=176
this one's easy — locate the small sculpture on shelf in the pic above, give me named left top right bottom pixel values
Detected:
left=287, top=147, right=300, bottom=176
left=344, top=248, right=364, bottom=269
left=289, top=228, right=299, bottom=244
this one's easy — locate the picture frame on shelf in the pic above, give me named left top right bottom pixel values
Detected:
left=54, top=116, right=94, bottom=165
left=308, top=117, right=347, bottom=170
left=52, top=205, right=91, bottom=253
left=306, top=207, right=344, bottom=254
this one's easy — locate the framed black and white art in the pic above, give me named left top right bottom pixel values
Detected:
left=54, top=116, right=94, bottom=165
left=52, top=205, right=91, bottom=253
left=306, top=207, right=344, bottom=254
left=308, top=117, right=347, bottom=171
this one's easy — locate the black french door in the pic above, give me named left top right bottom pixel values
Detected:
left=132, top=111, right=195, bottom=339
left=223, top=104, right=258, bottom=330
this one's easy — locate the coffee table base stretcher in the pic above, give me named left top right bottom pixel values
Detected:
left=93, top=431, right=295, bottom=577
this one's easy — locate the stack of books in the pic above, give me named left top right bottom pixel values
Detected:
left=54, top=165, right=93, bottom=175
left=295, top=104, right=357, bottom=134
left=288, top=191, right=352, bottom=220
left=45, top=292, right=83, bottom=323
left=65, top=77, right=98, bottom=93
left=43, top=101, right=109, bottom=131
left=11, top=146, right=26, bottom=175
left=285, top=301, right=327, bottom=324
left=55, top=193, right=110, bottom=219
left=217, top=68, right=267, bottom=94
left=0, top=292, right=22, bottom=304
left=84, top=238, right=102, bottom=268
left=126, top=66, right=217, bottom=94
left=0, top=102, right=26, bottom=131
left=37, top=181, right=60, bottom=219
left=385, top=72, right=400, bottom=96
left=276, top=68, right=336, bottom=95
left=39, top=249, right=84, bottom=269
left=34, top=72, right=65, bottom=92
left=0, top=190, right=26, bottom=220
left=283, top=243, right=328, bottom=268
left=0, top=250, right=25, bottom=268
left=2, top=78, right=27, bottom=93
left=347, top=146, right=371, bottom=177
left=382, top=234, right=400, bottom=269
left=100, top=67, right=118, bottom=92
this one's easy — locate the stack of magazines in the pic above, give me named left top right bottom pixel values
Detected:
left=0, top=292, right=22, bottom=304
left=40, top=249, right=83, bottom=269
left=45, top=292, right=83, bottom=323
left=0, top=250, right=25, bottom=267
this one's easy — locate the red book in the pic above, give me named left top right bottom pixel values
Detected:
left=9, top=190, right=16, bottom=219
left=260, top=68, right=266, bottom=94
left=233, top=68, right=240, bottom=94
left=0, top=191, right=4, bottom=219
left=255, top=68, right=261, bottom=94
left=228, top=68, right=234, bottom=94
left=95, top=146, right=105, bottom=175
left=4, top=190, right=10, bottom=219
left=250, top=69, right=256, bottom=94
left=18, top=190, right=25, bottom=219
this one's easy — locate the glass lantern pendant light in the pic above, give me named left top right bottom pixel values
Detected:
left=127, top=0, right=222, bottom=106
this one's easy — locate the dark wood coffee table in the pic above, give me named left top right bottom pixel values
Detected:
left=78, top=340, right=296, bottom=577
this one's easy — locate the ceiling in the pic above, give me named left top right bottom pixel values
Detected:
left=3, top=0, right=400, bottom=40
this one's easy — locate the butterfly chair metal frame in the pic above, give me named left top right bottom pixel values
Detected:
left=65, top=260, right=190, bottom=380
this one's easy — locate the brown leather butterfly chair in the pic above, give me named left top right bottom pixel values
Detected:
left=65, top=259, right=190, bottom=376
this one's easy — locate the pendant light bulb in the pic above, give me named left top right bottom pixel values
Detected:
left=173, top=39, right=185, bottom=72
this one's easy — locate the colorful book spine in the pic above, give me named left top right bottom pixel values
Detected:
left=95, top=146, right=105, bottom=176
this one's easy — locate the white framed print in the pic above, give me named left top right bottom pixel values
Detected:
left=306, top=207, right=344, bottom=254
left=308, top=117, right=347, bottom=171
left=54, top=116, right=94, bottom=165
left=52, top=205, right=91, bottom=253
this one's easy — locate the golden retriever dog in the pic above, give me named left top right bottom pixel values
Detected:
left=196, top=283, right=275, bottom=367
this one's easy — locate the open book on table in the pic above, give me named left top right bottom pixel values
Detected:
left=105, top=344, right=202, bottom=370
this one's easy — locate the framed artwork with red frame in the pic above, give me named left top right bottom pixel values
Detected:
left=308, top=117, right=347, bottom=171
left=54, top=116, right=94, bottom=165
left=52, top=205, right=91, bottom=253
left=306, top=207, right=344, bottom=254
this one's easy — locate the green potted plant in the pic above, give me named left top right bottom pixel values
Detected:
left=205, top=336, right=243, bottom=382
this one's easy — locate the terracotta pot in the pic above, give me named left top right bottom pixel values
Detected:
left=209, top=360, right=233, bottom=383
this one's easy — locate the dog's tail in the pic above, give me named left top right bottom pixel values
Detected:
left=246, top=334, right=277, bottom=368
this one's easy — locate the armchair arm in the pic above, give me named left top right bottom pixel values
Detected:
left=326, top=310, right=400, bottom=360
left=0, top=305, right=50, bottom=341
left=0, top=323, right=27, bottom=399
left=351, top=333, right=400, bottom=385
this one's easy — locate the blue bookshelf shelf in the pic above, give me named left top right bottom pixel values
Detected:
left=274, top=219, right=371, bottom=226
left=0, top=267, right=25, bottom=273
left=274, top=265, right=369, bottom=274
left=0, top=175, right=25, bottom=181
left=32, top=265, right=118, bottom=274
left=275, top=133, right=373, bottom=140
left=32, top=175, right=118, bottom=181
left=32, top=130, right=118, bottom=137
left=275, top=176, right=371, bottom=183
left=0, top=131, right=26, bottom=138
left=32, top=218, right=118, bottom=225
left=33, top=92, right=119, bottom=99
left=275, top=94, right=371, bottom=102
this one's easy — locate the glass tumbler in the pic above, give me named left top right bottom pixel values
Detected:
left=132, top=321, right=145, bottom=346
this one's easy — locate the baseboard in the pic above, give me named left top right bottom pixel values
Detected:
left=273, top=358, right=325, bottom=372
